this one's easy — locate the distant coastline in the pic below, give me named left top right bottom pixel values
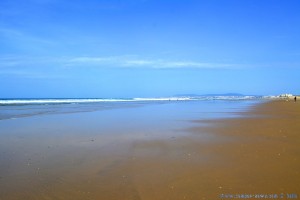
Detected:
left=0, top=93, right=298, bottom=105
left=0, top=95, right=263, bottom=106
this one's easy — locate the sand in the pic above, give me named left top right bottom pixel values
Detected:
left=0, top=100, right=299, bottom=199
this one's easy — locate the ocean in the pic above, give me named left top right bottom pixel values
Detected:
left=0, top=96, right=264, bottom=121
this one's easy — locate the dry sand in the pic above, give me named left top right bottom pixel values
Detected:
left=0, top=100, right=299, bottom=199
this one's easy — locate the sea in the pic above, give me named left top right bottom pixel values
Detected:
left=0, top=95, right=271, bottom=121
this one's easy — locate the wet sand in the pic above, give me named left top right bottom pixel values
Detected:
left=0, top=100, right=299, bottom=199
left=185, top=100, right=300, bottom=199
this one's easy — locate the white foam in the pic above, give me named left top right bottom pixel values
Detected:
left=133, top=97, right=192, bottom=101
left=0, top=96, right=263, bottom=105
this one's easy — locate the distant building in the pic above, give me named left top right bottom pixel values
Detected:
left=279, top=94, right=294, bottom=98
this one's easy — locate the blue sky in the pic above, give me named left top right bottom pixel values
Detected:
left=0, top=0, right=299, bottom=98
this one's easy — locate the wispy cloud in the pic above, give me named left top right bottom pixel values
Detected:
left=0, top=69, right=64, bottom=79
left=0, top=55, right=63, bottom=68
left=0, top=28, right=57, bottom=48
left=64, top=56, right=238, bottom=69
left=0, top=55, right=65, bottom=79
left=0, top=55, right=239, bottom=71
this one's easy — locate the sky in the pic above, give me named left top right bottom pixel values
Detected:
left=0, top=0, right=300, bottom=98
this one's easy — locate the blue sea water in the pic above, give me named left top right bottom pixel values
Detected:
left=0, top=96, right=263, bottom=121
left=0, top=96, right=262, bottom=105
left=0, top=98, right=263, bottom=144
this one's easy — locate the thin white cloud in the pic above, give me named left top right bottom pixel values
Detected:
left=0, top=55, right=62, bottom=68
left=0, top=28, right=56, bottom=46
left=64, top=56, right=237, bottom=69
left=0, top=55, right=238, bottom=69
left=0, top=69, right=64, bottom=79
left=123, top=59, right=154, bottom=66
left=67, top=56, right=115, bottom=64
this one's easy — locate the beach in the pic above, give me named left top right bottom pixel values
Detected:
left=0, top=99, right=299, bottom=199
